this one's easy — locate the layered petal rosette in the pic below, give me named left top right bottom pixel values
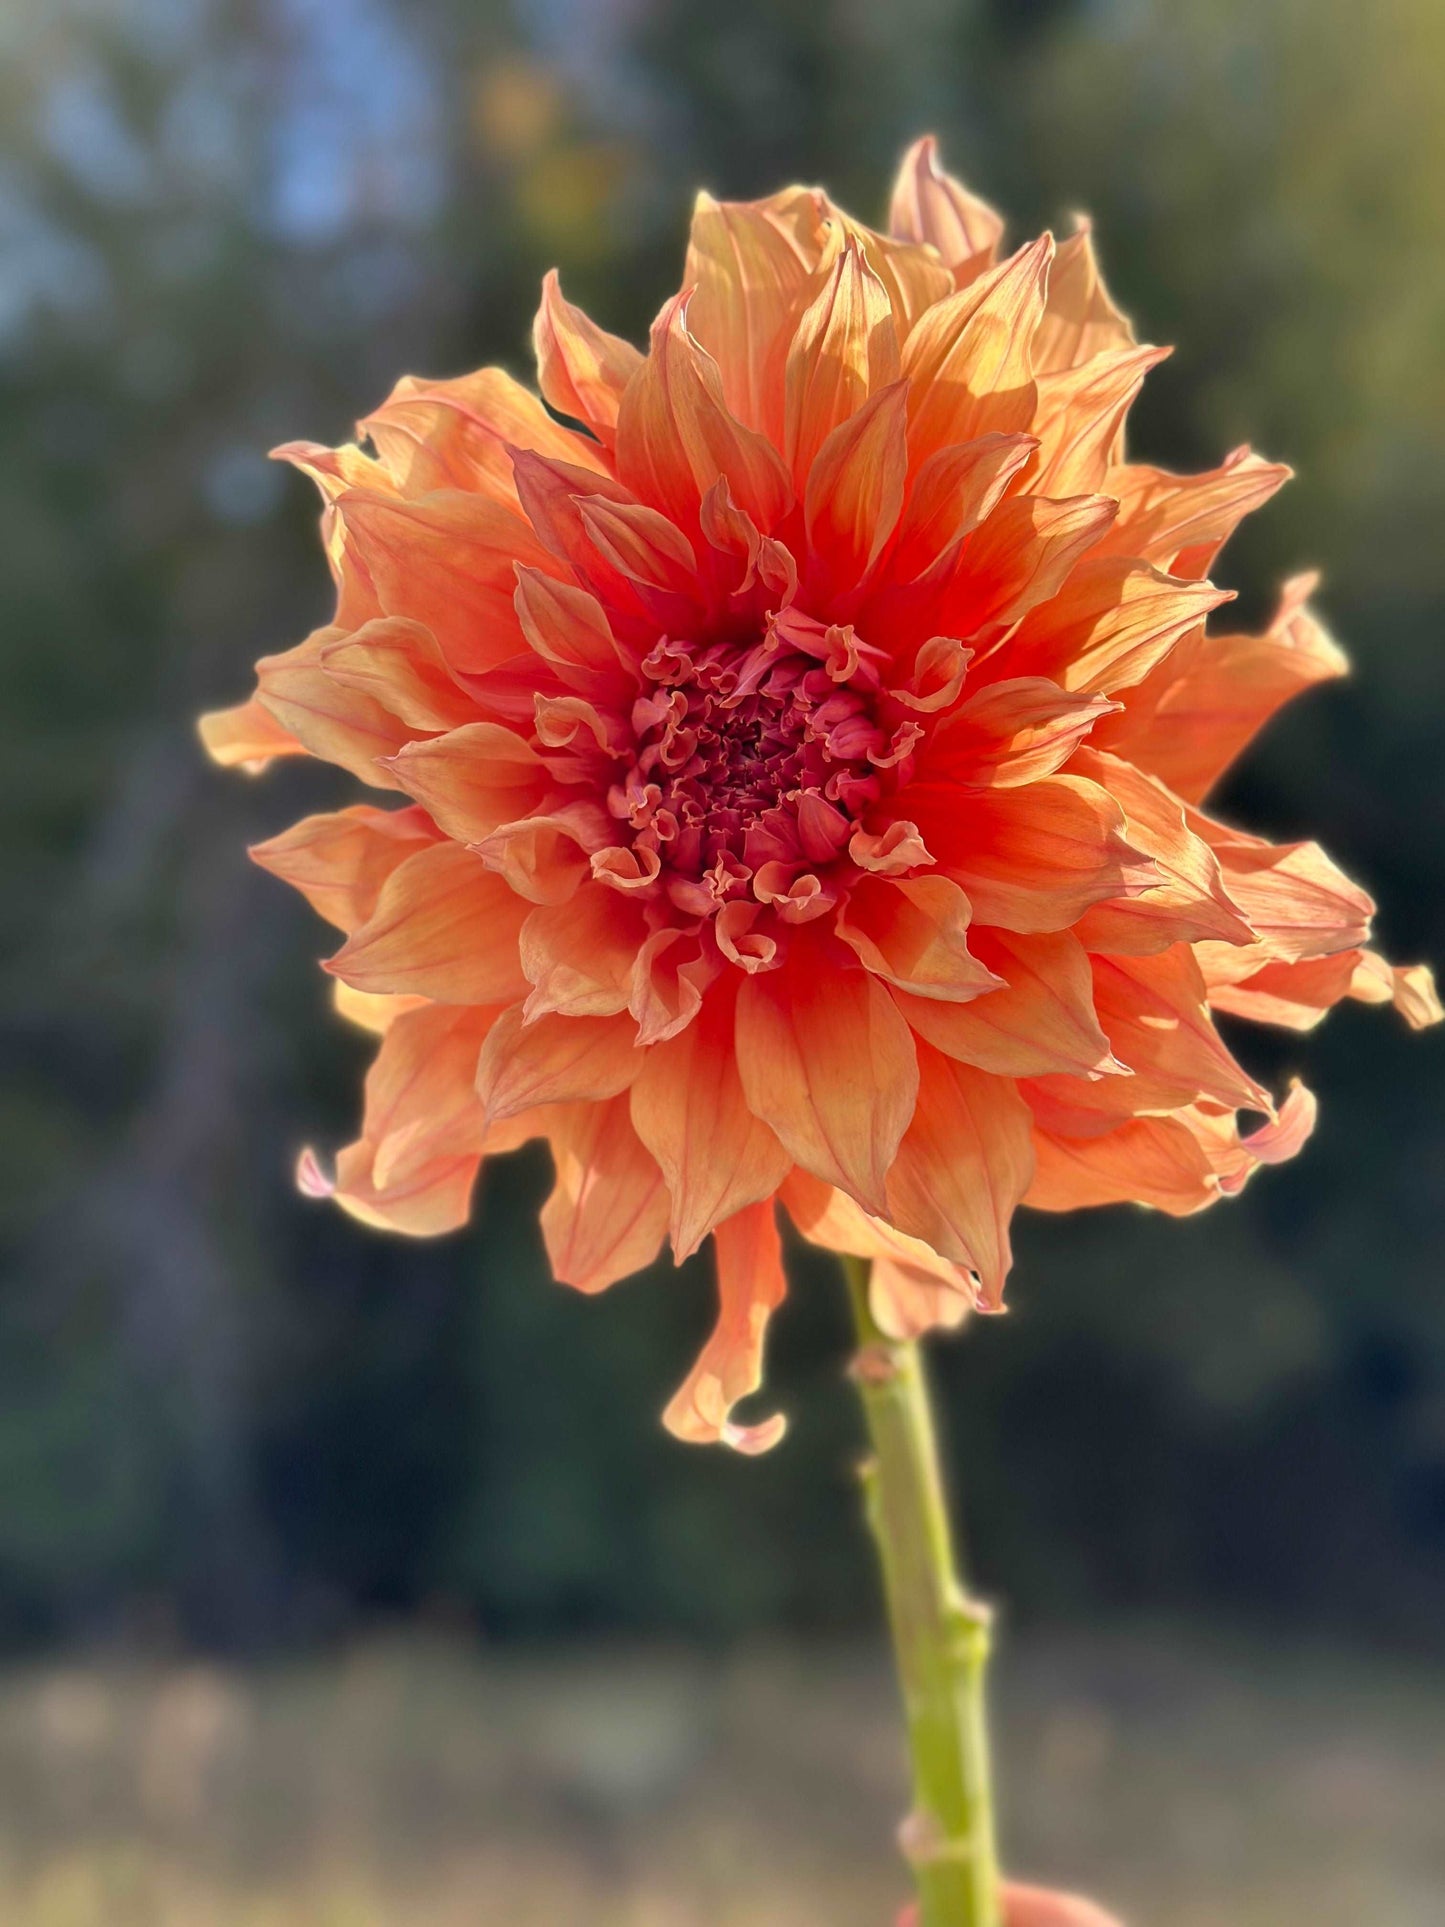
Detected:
left=205, top=139, right=1440, bottom=1452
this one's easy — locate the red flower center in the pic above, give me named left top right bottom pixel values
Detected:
left=608, top=610, right=922, bottom=918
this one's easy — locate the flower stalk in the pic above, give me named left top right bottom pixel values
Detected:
left=844, top=1254, right=1000, bottom=1927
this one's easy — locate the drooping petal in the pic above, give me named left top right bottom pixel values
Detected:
left=1346, top=951, right=1444, bottom=1030
left=540, top=1095, right=670, bottom=1294
left=1192, top=816, right=1374, bottom=965
left=780, top=1170, right=974, bottom=1339
left=1086, top=946, right=1270, bottom=1114
left=1099, top=446, right=1292, bottom=577
left=251, top=627, right=413, bottom=788
left=735, top=931, right=919, bottom=1215
left=885, top=1048, right=1036, bottom=1305
left=1024, top=1110, right=1219, bottom=1218
left=662, top=1201, right=788, bottom=1454
left=250, top=804, right=439, bottom=932
left=631, top=983, right=791, bottom=1258
left=326, top=842, right=531, bottom=1004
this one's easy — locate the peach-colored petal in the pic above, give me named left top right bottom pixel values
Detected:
left=907, top=774, right=1152, bottom=934
left=362, top=363, right=608, bottom=497
left=1100, top=445, right=1292, bottom=576
left=519, top=884, right=647, bottom=1020
left=198, top=695, right=306, bottom=773
left=1347, top=950, right=1444, bottom=1030
left=1095, top=573, right=1348, bottom=801
left=476, top=1004, right=643, bottom=1122
left=615, top=292, right=794, bottom=531
left=942, top=493, right=1120, bottom=639
left=662, top=1201, right=788, bottom=1454
left=894, top=929, right=1120, bottom=1080
left=1025, top=1109, right=1220, bottom=1217
left=630, top=985, right=791, bottom=1258
left=1031, top=216, right=1135, bottom=375
left=316, top=617, right=480, bottom=733
left=780, top=1170, right=973, bottom=1340
left=736, top=934, right=919, bottom=1215
left=836, top=874, right=1004, bottom=1002
left=926, top=678, right=1119, bottom=789
left=331, top=981, right=428, bottom=1033
left=888, top=135, right=1004, bottom=279
left=250, top=803, right=438, bottom=933
left=540, top=1095, right=670, bottom=1294
left=1001, top=557, right=1232, bottom=696
left=1194, top=817, right=1374, bottom=965
left=1205, top=948, right=1364, bottom=1030
left=886, top=1049, right=1034, bottom=1304
left=512, top=566, right=631, bottom=698
left=1029, top=343, right=1170, bottom=496
left=251, top=627, right=412, bottom=788
left=784, top=241, right=901, bottom=484
left=901, top=236, right=1052, bottom=454
left=684, top=193, right=815, bottom=434
left=326, top=842, right=530, bottom=1004
left=1086, top=946, right=1270, bottom=1114
left=883, top=432, right=1037, bottom=587
left=804, top=381, right=910, bottom=587
left=532, top=270, right=643, bottom=448
left=385, top=722, right=546, bottom=844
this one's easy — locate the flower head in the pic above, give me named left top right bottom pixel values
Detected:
left=205, top=139, right=1440, bottom=1451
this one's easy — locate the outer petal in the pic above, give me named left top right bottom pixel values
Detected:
left=1346, top=951, right=1444, bottom=1030
left=1192, top=817, right=1374, bottom=966
left=540, top=1095, right=670, bottom=1294
left=1099, top=447, right=1292, bottom=577
left=888, top=136, right=1004, bottom=279
left=1030, top=218, right=1135, bottom=374
left=998, top=557, right=1231, bottom=696
left=735, top=932, right=919, bottom=1215
left=893, top=929, right=1121, bottom=1080
left=884, top=1049, right=1035, bottom=1306
left=250, top=803, right=439, bottom=932
left=1024, top=1112, right=1220, bottom=1217
left=317, top=618, right=480, bottom=733
left=684, top=193, right=815, bottom=434
left=1029, top=344, right=1170, bottom=497
left=1093, top=574, right=1349, bottom=802
left=630, top=984, right=791, bottom=1259
left=533, top=271, right=643, bottom=448
left=1086, top=947, right=1269, bottom=1113
left=198, top=695, right=306, bottom=773
left=251, top=627, right=412, bottom=789
left=362, top=363, right=608, bottom=496
left=326, top=842, right=531, bottom=1004
left=780, top=1170, right=973, bottom=1340
left=662, top=1201, right=789, bottom=1454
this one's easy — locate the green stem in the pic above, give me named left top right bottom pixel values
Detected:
left=842, top=1254, right=1000, bottom=1927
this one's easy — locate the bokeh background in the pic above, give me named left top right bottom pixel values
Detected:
left=3, top=0, right=1444, bottom=1920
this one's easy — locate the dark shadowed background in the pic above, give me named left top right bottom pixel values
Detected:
left=2, top=1, right=1443, bottom=1921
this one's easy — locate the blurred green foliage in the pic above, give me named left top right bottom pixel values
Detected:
left=1, top=0, right=1442, bottom=1651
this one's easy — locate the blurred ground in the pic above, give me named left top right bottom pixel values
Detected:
left=2, top=1630, right=1440, bottom=1926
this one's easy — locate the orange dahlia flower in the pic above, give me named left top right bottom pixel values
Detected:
left=204, top=137, right=1440, bottom=1453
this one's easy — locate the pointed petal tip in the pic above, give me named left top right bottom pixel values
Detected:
left=296, top=1146, right=335, bottom=1199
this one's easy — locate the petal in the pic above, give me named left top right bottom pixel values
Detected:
left=1024, top=1111, right=1219, bottom=1217
left=1093, top=574, right=1348, bottom=802
left=894, top=928, right=1120, bottom=1079
left=1192, top=816, right=1374, bottom=964
left=252, top=627, right=412, bottom=788
left=1029, top=344, right=1170, bottom=496
left=1068, top=747, right=1255, bottom=954
left=520, top=884, right=647, bottom=1019
left=331, top=981, right=428, bottom=1033
left=533, top=270, right=643, bottom=447
left=735, top=931, right=919, bottom=1215
left=946, top=493, right=1120, bottom=635
left=662, top=1201, right=788, bottom=1455
left=327, top=842, right=530, bottom=1004
left=925, top=678, right=1119, bottom=788
left=683, top=192, right=815, bottom=433
left=888, top=135, right=1004, bottom=277
left=885, top=1049, right=1035, bottom=1306
left=999, top=557, right=1232, bottom=696
left=250, top=803, right=438, bottom=932
left=901, top=236, right=1052, bottom=454
left=883, top=432, right=1037, bottom=586
left=1030, top=217, right=1135, bottom=374
left=513, top=566, right=631, bottom=698
left=1205, top=948, right=1364, bottom=1031
left=1086, top=945, right=1270, bottom=1114
left=198, top=695, right=306, bottom=773
left=540, top=1095, right=669, bottom=1294
left=630, top=984, right=792, bottom=1258
left=476, top=1005, right=644, bottom=1121
left=781, top=1169, right=973, bottom=1340
left=386, top=721, right=546, bottom=845
left=835, top=874, right=1004, bottom=1002
left=784, top=241, right=901, bottom=485
left=615, top=292, right=794, bottom=531
left=1099, top=446, right=1292, bottom=577
left=362, top=362, right=608, bottom=497
left=904, top=774, right=1152, bottom=934
left=804, top=381, right=910, bottom=587
left=317, top=618, right=480, bottom=733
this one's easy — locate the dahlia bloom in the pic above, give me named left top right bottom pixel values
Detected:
left=205, top=138, right=1439, bottom=1453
